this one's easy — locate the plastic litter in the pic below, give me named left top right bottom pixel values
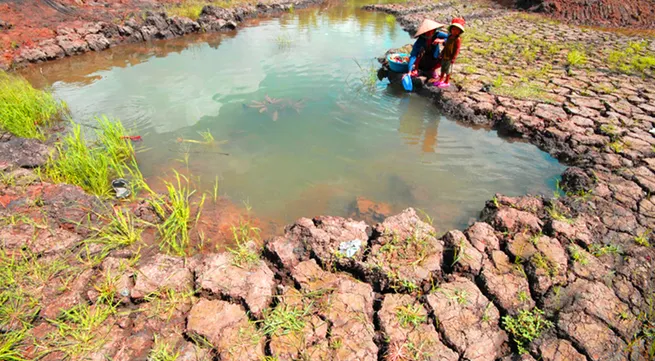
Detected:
left=339, top=239, right=362, bottom=258
left=121, top=135, right=142, bottom=141
left=120, top=289, right=130, bottom=297
left=111, top=178, right=131, bottom=199
left=650, top=128, right=655, bottom=135
left=402, top=74, right=413, bottom=92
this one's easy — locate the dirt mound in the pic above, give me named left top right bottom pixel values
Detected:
left=513, top=0, right=655, bottom=28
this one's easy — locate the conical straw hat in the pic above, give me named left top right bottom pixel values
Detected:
left=414, top=19, right=445, bottom=38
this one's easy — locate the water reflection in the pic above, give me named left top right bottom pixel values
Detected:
left=398, top=94, right=440, bottom=153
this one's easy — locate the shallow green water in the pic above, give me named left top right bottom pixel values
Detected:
left=23, top=0, right=566, bottom=231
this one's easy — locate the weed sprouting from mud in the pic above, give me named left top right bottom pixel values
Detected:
left=396, top=303, right=426, bottom=328
left=149, top=335, right=180, bottom=361
left=0, top=72, right=67, bottom=139
left=502, top=307, right=553, bottom=355
left=0, top=330, right=26, bottom=361
left=89, top=207, right=143, bottom=253
left=150, top=171, right=206, bottom=256
left=227, top=219, right=260, bottom=268
left=260, top=304, right=310, bottom=337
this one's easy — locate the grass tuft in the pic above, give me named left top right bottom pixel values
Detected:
left=149, top=335, right=180, bottom=361
left=396, top=303, right=426, bottom=328
left=166, top=1, right=207, bottom=20
left=150, top=171, right=205, bottom=256
left=0, top=72, right=67, bottom=139
left=45, top=116, right=142, bottom=197
left=502, top=307, right=552, bottom=355
left=260, top=304, right=309, bottom=337
left=0, top=331, right=26, bottom=361
left=227, top=220, right=260, bottom=268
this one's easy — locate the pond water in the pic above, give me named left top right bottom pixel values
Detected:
left=22, top=0, right=566, bottom=232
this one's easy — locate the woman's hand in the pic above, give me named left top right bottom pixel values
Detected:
left=409, top=69, right=418, bottom=77
left=432, top=39, right=445, bottom=45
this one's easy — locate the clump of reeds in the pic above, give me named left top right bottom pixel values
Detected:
left=0, top=72, right=67, bottom=139
left=44, top=116, right=144, bottom=197
left=149, top=171, right=206, bottom=256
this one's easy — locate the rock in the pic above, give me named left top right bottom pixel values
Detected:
left=379, top=294, right=458, bottom=361
left=268, top=288, right=330, bottom=361
left=349, top=196, right=392, bottom=224
left=366, top=208, right=444, bottom=290
left=284, top=215, right=369, bottom=267
left=481, top=206, right=542, bottom=234
left=443, top=230, right=484, bottom=275
left=16, top=47, right=47, bottom=63
left=177, top=341, right=212, bottom=361
left=265, top=235, right=309, bottom=270
left=534, top=103, right=568, bottom=121
left=0, top=20, right=13, bottom=30
left=480, top=251, right=534, bottom=314
left=56, top=34, right=90, bottom=56
left=144, top=11, right=169, bottom=31
left=187, top=299, right=265, bottom=361
left=112, top=332, right=153, bottom=361
left=549, top=279, right=638, bottom=340
left=85, top=34, right=110, bottom=51
left=426, top=277, right=508, bottom=361
left=76, top=22, right=102, bottom=36
left=29, top=227, right=82, bottom=255
left=560, top=167, right=593, bottom=193
left=41, top=269, right=93, bottom=319
left=547, top=218, right=593, bottom=246
left=465, top=222, right=500, bottom=253
left=558, top=311, right=628, bottom=361
left=168, top=16, right=201, bottom=35
left=195, top=247, right=275, bottom=318
left=0, top=138, right=49, bottom=168
left=131, top=253, right=193, bottom=299
left=291, top=260, right=378, bottom=361
left=534, top=337, right=587, bottom=361
left=526, top=236, right=568, bottom=296
left=38, top=39, right=65, bottom=60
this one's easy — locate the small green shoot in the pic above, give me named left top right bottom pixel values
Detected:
left=502, top=307, right=553, bottom=355
left=396, top=303, right=426, bottom=328
left=260, top=304, right=309, bottom=337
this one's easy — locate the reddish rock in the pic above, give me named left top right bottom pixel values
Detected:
left=480, top=250, right=534, bottom=314
left=291, top=260, right=378, bottom=361
left=443, top=230, right=484, bottom=275
left=131, top=253, right=193, bottom=299
left=177, top=341, right=212, bottom=361
left=482, top=207, right=543, bottom=234
left=366, top=208, right=445, bottom=290
left=534, top=337, right=586, bottom=361
left=534, top=103, right=568, bottom=121
left=112, top=332, right=153, bottom=361
left=379, top=294, right=458, bottom=361
left=426, top=277, right=508, bottom=361
left=526, top=236, right=568, bottom=296
left=41, top=269, right=93, bottom=319
left=465, top=222, right=500, bottom=253
left=195, top=248, right=275, bottom=318
left=186, top=299, right=265, bottom=361
left=269, top=288, right=330, bottom=361
left=265, top=235, right=309, bottom=270
left=558, top=311, right=628, bottom=361
left=285, top=215, right=369, bottom=266
left=0, top=138, right=50, bottom=168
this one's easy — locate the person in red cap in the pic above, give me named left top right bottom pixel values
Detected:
left=433, top=18, right=465, bottom=89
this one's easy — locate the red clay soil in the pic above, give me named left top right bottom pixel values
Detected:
left=508, top=0, right=655, bottom=28
left=0, top=0, right=176, bottom=66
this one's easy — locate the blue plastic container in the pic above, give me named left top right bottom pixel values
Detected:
left=387, top=53, right=410, bottom=73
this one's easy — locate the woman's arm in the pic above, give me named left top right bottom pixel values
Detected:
left=407, top=37, right=425, bottom=73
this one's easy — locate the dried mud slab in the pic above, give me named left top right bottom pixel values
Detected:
left=426, top=277, right=509, bottom=361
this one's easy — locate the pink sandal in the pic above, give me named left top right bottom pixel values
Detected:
left=437, top=82, right=450, bottom=89
left=430, top=80, right=443, bottom=87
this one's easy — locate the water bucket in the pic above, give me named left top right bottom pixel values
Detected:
left=387, top=53, right=410, bottom=73
left=402, top=74, right=413, bottom=92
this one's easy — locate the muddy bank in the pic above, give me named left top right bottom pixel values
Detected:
left=0, top=0, right=323, bottom=69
